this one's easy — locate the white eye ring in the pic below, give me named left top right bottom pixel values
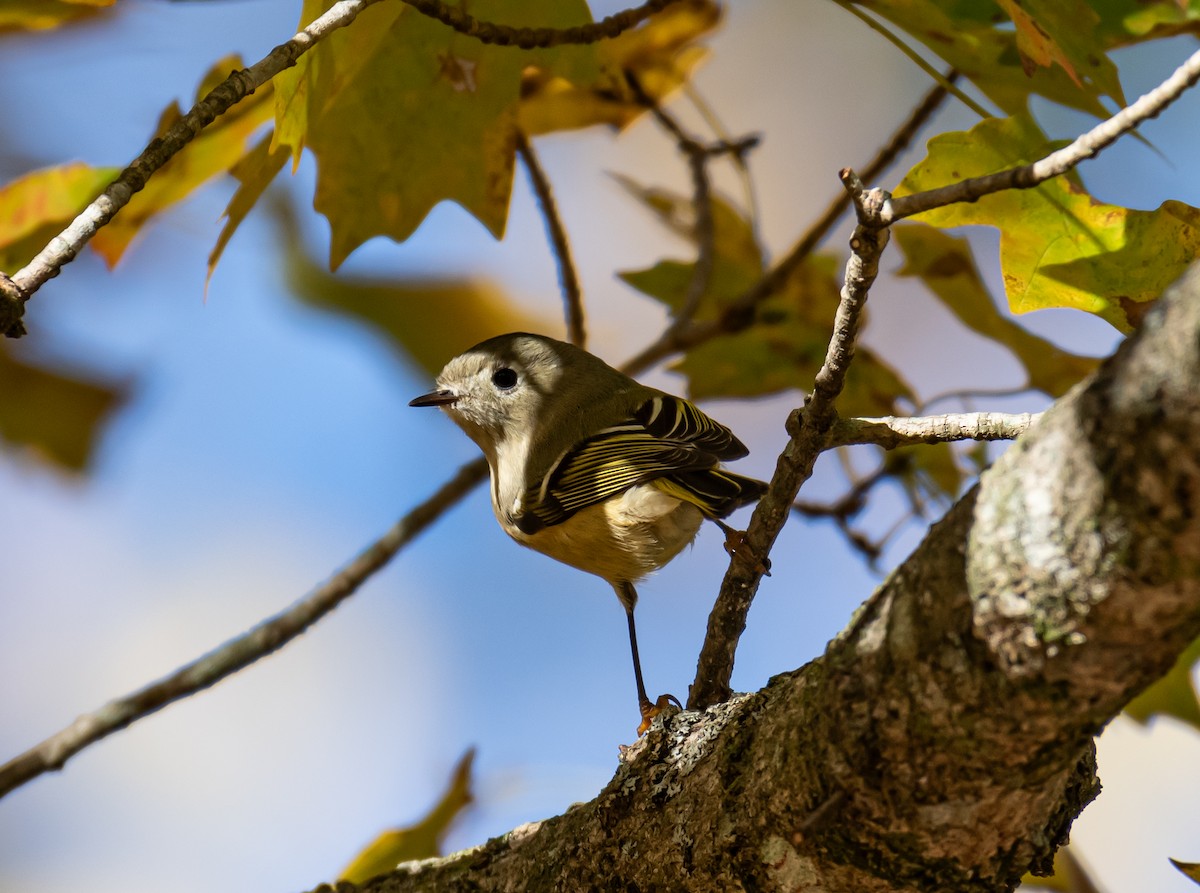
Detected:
left=491, top=367, right=518, bottom=390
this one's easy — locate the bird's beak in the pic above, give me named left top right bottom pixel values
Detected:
left=409, top=389, right=459, bottom=408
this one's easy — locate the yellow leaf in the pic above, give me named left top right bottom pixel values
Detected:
left=273, top=0, right=600, bottom=267
left=1021, top=844, right=1104, bottom=893
left=0, top=162, right=120, bottom=271
left=90, top=54, right=274, bottom=267
left=892, top=223, right=1100, bottom=397
left=897, top=113, right=1200, bottom=332
left=1125, top=635, right=1200, bottom=732
left=340, top=749, right=475, bottom=885
left=207, top=132, right=289, bottom=286
left=1170, top=859, right=1200, bottom=887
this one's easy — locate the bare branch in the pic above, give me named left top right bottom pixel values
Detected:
left=5, top=0, right=387, bottom=337
left=884, top=45, right=1200, bottom=223
left=517, top=131, right=586, bottom=348
left=827, top=411, right=1042, bottom=450
left=621, top=72, right=952, bottom=376
left=0, top=458, right=488, bottom=801
left=689, top=173, right=890, bottom=709
left=399, top=0, right=684, bottom=48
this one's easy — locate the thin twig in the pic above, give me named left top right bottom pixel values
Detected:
left=689, top=173, right=890, bottom=709
left=517, top=131, right=586, bottom=348
left=3, top=0, right=387, bottom=339
left=883, top=45, right=1200, bottom=223
left=0, top=458, right=489, bottom=801
left=915, top=385, right=1037, bottom=414
left=399, top=0, right=682, bottom=48
left=826, top=411, right=1042, bottom=450
left=621, top=72, right=954, bottom=376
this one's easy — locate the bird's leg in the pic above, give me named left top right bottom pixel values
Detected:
left=615, top=581, right=680, bottom=735
left=713, top=519, right=771, bottom=576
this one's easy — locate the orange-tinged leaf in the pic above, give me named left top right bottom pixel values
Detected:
left=893, top=223, right=1100, bottom=397
left=89, top=54, right=273, bottom=267
left=0, top=343, right=127, bottom=473
left=207, top=132, right=289, bottom=286
left=0, top=162, right=120, bottom=271
left=1125, top=635, right=1200, bottom=732
left=340, top=749, right=475, bottom=885
left=861, top=0, right=1120, bottom=117
left=0, top=0, right=113, bottom=32
left=993, top=0, right=1123, bottom=102
left=274, top=0, right=600, bottom=268
left=897, top=113, right=1200, bottom=332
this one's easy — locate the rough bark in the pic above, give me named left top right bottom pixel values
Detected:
left=319, top=266, right=1200, bottom=892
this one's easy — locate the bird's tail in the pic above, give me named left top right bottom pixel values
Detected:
left=654, top=469, right=768, bottom=520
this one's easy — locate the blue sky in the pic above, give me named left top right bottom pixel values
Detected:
left=1, top=2, right=1197, bottom=892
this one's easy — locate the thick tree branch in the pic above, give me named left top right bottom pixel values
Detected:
left=325, top=261, right=1200, bottom=893
left=688, top=173, right=890, bottom=709
left=0, top=458, right=488, bottom=801
left=883, top=45, right=1200, bottom=223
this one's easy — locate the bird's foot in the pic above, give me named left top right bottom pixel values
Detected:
left=717, top=521, right=772, bottom=576
left=637, top=693, right=682, bottom=736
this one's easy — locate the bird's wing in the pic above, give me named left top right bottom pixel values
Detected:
left=518, top=395, right=757, bottom=533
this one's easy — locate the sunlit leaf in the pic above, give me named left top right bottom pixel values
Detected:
left=896, top=113, right=1200, bottom=332
left=993, top=0, right=1123, bottom=100
left=0, top=162, right=120, bottom=271
left=207, top=132, right=289, bottom=286
left=1171, top=859, right=1200, bottom=887
left=274, top=0, right=600, bottom=268
left=519, top=0, right=721, bottom=134
left=340, top=749, right=475, bottom=885
left=90, top=54, right=274, bottom=267
left=893, top=223, right=1100, bottom=397
left=0, top=344, right=127, bottom=472
left=1125, top=635, right=1200, bottom=732
left=0, top=0, right=113, bottom=32
left=859, top=0, right=1122, bottom=117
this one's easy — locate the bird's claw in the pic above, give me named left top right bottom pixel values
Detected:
left=637, top=693, right=682, bottom=735
left=719, top=523, right=772, bottom=576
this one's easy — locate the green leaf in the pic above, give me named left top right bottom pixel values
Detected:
left=274, top=0, right=601, bottom=268
left=1125, top=635, right=1200, bottom=732
left=893, top=223, right=1100, bottom=397
left=0, top=162, right=120, bottom=271
left=0, top=344, right=127, bottom=473
left=993, top=0, right=1124, bottom=100
left=858, top=0, right=1120, bottom=118
left=339, top=749, right=475, bottom=885
left=90, top=54, right=274, bottom=267
left=897, top=113, right=1200, bottom=332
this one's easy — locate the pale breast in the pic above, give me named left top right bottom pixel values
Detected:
left=500, top=483, right=704, bottom=585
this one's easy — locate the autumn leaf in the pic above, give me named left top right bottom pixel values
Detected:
left=0, top=162, right=119, bottom=271
left=90, top=54, right=274, bottom=267
left=896, top=113, right=1200, bottom=332
left=1124, top=635, right=1200, bottom=732
left=520, top=0, right=721, bottom=134
left=855, top=0, right=1123, bottom=117
left=1021, top=844, right=1105, bottom=892
left=339, top=749, right=475, bottom=885
left=892, top=223, right=1100, bottom=397
left=273, top=0, right=600, bottom=268
left=0, top=0, right=112, bottom=32
left=993, top=0, right=1123, bottom=101
left=207, top=133, right=290, bottom=285
left=0, top=343, right=127, bottom=472
left=1170, top=859, right=1200, bottom=887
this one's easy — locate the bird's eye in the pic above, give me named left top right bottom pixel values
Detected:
left=491, top=367, right=518, bottom=390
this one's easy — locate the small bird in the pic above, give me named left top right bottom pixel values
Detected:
left=410, top=333, right=766, bottom=729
